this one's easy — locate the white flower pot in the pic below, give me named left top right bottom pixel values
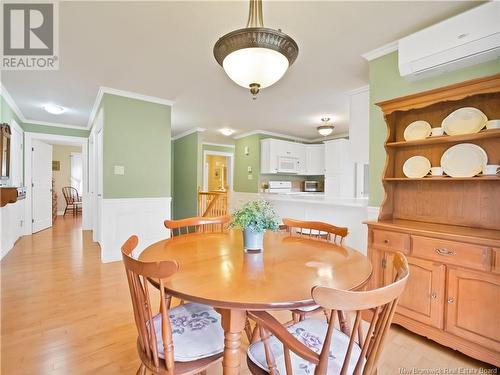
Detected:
left=243, top=229, right=264, bottom=251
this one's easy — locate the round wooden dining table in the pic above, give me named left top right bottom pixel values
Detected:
left=139, top=229, right=372, bottom=375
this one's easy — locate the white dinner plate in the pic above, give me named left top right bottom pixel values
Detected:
left=403, top=121, right=431, bottom=141
left=440, top=143, right=488, bottom=178
left=403, top=156, right=431, bottom=178
left=442, top=107, right=487, bottom=136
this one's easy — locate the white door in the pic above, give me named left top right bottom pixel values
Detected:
left=70, top=152, right=83, bottom=194
left=95, top=128, right=103, bottom=244
left=32, top=140, right=53, bottom=233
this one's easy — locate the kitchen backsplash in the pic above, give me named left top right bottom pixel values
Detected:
left=259, top=175, right=324, bottom=192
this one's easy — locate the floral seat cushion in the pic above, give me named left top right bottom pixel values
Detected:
left=247, top=318, right=364, bottom=374
left=150, top=303, right=224, bottom=362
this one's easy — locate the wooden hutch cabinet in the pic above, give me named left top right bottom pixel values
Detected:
left=366, top=74, right=500, bottom=366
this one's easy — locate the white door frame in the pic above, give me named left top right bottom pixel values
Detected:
left=24, top=132, right=89, bottom=235
left=202, top=150, right=234, bottom=192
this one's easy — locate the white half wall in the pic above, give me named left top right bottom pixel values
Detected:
left=100, top=197, right=171, bottom=263
left=0, top=200, right=25, bottom=260
left=232, top=192, right=380, bottom=255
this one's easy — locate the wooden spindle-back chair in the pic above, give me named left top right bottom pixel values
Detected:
left=121, top=235, right=223, bottom=374
left=164, top=215, right=230, bottom=237
left=62, top=186, right=82, bottom=215
left=246, top=252, right=410, bottom=375
left=282, top=218, right=348, bottom=245
left=281, top=218, right=350, bottom=324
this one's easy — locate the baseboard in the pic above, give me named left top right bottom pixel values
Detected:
left=57, top=210, right=65, bottom=216
left=100, top=197, right=172, bottom=263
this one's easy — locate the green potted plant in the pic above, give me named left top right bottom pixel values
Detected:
left=229, top=200, right=279, bottom=251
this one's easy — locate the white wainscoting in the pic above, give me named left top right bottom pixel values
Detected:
left=100, top=197, right=171, bottom=263
left=1, top=200, right=25, bottom=260
left=232, top=192, right=379, bottom=255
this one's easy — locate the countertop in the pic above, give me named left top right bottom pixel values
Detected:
left=257, top=192, right=369, bottom=208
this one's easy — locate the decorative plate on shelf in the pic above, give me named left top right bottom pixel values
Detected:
left=442, top=107, right=487, bottom=135
left=403, top=121, right=431, bottom=141
left=440, top=143, right=487, bottom=178
left=403, top=156, right=431, bottom=178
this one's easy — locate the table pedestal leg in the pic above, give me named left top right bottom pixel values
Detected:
left=218, top=308, right=247, bottom=375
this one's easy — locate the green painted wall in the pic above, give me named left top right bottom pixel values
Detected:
left=23, top=122, right=90, bottom=137
left=234, top=134, right=261, bottom=192
left=172, top=132, right=201, bottom=219
left=368, top=52, right=500, bottom=206
left=101, top=94, right=171, bottom=198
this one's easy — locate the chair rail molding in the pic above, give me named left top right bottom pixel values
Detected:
left=100, top=197, right=172, bottom=263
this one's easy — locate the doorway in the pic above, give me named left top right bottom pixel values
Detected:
left=24, top=133, right=89, bottom=235
left=202, top=151, right=234, bottom=192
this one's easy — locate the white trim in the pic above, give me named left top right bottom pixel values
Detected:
left=349, top=85, right=369, bottom=96
left=24, top=132, right=90, bottom=236
left=202, top=150, right=234, bottom=192
left=87, top=86, right=174, bottom=129
left=26, top=119, right=85, bottom=129
left=233, top=130, right=310, bottom=142
left=87, top=87, right=105, bottom=129
left=1, top=83, right=24, bottom=121
left=362, top=41, right=398, bottom=61
left=172, top=127, right=206, bottom=141
left=310, top=131, right=350, bottom=143
left=202, top=142, right=235, bottom=149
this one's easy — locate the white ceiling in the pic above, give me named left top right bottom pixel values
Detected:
left=2, top=1, right=479, bottom=141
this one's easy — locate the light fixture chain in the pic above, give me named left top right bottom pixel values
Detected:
left=246, top=0, right=264, bottom=28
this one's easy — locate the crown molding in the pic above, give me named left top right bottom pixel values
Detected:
left=24, top=119, right=87, bottom=129
left=202, top=142, right=235, bottom=149
left=1, top=83, right=84, bottom=129
left=233, top=130, right=310, bottom=142
left=1, top=83, right=24, bottom=122
left=362, top=40, right=398, bottom=61
left=172, top=127, right=206, bottom=141
left=349, top=85, right=369, bottom=95
left=87, top=86, right=175, bottom=129
left=310, top=131, right=350, bottom=143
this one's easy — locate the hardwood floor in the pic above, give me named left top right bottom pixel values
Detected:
left=1, top=217, right=495, bottom=374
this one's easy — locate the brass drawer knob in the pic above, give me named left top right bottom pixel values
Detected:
left=447, top=297, right=455, bottom=304
left=431, top=292, right=437, bottom=299
left=435, top=248, right=455, bottom=256
left=384, top=239, right=389, bottom=244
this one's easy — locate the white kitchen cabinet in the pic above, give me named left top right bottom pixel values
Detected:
left=260, top=139, right=307, bottom=175
left=305, top=144, right=325, bottom=175
left=324, top=139, right=355, bottom=197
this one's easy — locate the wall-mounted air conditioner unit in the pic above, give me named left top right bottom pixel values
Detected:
left=398, top=2, right=500, bottom=80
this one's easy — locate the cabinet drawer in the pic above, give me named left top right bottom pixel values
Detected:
left=371, top=229, right=410, bottom=254
left=412, top=236, right=490, bottom=271
left=493, top=248, right=500, bottom=274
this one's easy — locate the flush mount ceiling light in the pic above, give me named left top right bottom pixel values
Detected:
left=317, top=118, right=334, bottom=137
left=43, top=104, right=66, bottom=115
left=213, top=0, right=299, bottom=99
left=219, top=128, right=235, bottom=136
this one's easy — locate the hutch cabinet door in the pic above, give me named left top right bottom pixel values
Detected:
left=385, top=254, right=445, bottom=329
left=446, top=268, right=500, bottom=350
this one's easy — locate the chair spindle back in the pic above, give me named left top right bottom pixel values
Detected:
left=282, top=218, right=348, bottom=245
left=164, top=215, right=230, bottom=237
left=121, top=235, right=179, bottom=373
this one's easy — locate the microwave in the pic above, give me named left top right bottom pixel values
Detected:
left=277, top=156, right=299, bottom=174
left=303, top=180, right=321, bottom=192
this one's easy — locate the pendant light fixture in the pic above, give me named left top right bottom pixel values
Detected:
left=213, top=0, right=299, bottom=99
left=317, top=118, right=334, bottom=137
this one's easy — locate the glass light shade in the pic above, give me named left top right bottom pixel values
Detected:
left=222, top=47, right=289, bottom=89
left=317, top=126, right=334, bottom=136
left=43, top=104, right=65, bottom=115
